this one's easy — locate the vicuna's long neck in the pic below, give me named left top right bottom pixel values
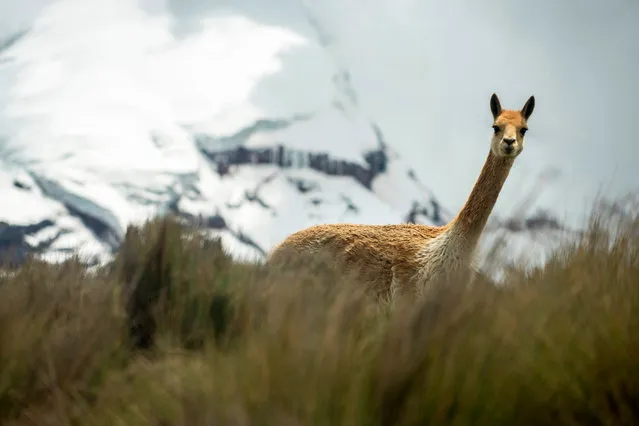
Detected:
left=447, top=151, right=514, bottom=248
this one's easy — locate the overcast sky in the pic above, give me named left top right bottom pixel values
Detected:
left=2, top=0, right=638, bottom=227
left=308, top=0, right=639, bottom=226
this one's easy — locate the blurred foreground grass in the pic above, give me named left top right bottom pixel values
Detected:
left=0, top=204, right=638, bottom=426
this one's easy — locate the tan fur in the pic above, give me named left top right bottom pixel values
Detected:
left=268, top=94, right=535, bottom=298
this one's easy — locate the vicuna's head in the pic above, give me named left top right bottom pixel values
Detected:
left=489, top=93, right=535, bottom=158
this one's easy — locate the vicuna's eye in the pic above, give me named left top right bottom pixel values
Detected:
left=520, top=128, right=528, bottom=136
left=492, top=125, right=500, bottom=134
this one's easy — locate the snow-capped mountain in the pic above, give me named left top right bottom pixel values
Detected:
left=0, top=0, right=573, bottom=271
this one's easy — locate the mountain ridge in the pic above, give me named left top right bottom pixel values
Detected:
left=0, top=1, right=573, bottom=272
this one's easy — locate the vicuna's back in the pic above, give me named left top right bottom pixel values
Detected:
left=268, top=223, right=445, bottom=296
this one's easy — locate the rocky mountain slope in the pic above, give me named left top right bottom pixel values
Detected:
left=0, top=1, right=573, bottom=272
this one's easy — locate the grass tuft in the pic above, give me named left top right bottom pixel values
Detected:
left=0, top=203, right=638, bottom=425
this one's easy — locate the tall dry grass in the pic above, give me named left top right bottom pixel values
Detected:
left=0, top=202, right=637, bottom=425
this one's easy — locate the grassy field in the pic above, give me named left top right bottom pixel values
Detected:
left=0, top=204, right=638, bottom=425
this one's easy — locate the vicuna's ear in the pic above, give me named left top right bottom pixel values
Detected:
left=521, top=95, right=535, bottom=120
left=490, top=93, right=502, bottom=119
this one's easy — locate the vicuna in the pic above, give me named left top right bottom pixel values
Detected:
left=269, top=93, right=535, bottom=298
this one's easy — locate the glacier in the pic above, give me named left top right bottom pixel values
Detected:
left=0, top=0, right=573, bottom=273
